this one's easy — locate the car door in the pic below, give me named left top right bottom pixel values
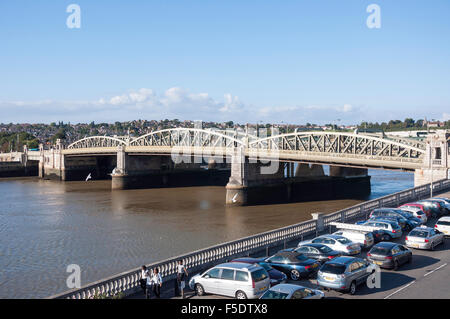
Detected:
left=397, top=245, right=409, bottom=264
left=202, top=268, right=222, bottom=294
left=391, top=246, right=402, bottom=264
left=266, top=255, right=288, bottom=273
left=218, top=268, right=236, bottom=297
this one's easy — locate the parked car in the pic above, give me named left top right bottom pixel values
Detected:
left=398, top=206, right=428, bottom=224
left=332, top=229, right=374, bottom=249
left=230, top=257, right=287, bottom=286
left=430, top=198, right=450, bottom=214
left=367, top=242, right=412, bottom=270
left=264, top=251, right=321, bottom=281
left=435, top=216, right=450, bottom=236
left=369, top=209, right=407, bottom=230
left=317, top=256, right=372, bottom=295
left=259, top=284, right=324, bottom=299
left=291, top=243, right=342, bottom=263
left=189, top=262, right=270, bottom=299
left=359, top=219, right=402, bottom=239
left=405, top=226, right=445, bottom=250
left=368, top=216, right=408, bottom=231
left=399, top=203, right=432, bottom=218
left=417, top=200, right=444, bottom=218
left=299, top=234, right=361, bottom=256
left=371, top=229, right=394, bottom=243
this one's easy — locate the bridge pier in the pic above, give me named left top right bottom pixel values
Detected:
left=414, top=131, right=449, bottom=186
left=329, top=166, right=368, bottom=177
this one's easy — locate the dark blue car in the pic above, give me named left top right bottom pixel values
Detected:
left=231, top=257, right=287, bottom=286
left=263, top=251, right=321, bottom=281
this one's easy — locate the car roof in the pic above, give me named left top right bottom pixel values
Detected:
left=301, top=243, right=329, bottom=248
left=319, top=234, right=348, bottom=240
left=327, top=256, right=357, bottom=265
left=373, top=242, right=397, bottom=249
left=215, top=262, right=260, bottom=271
left=410, top=227, right=432, bottom=232
left=267, top=284, right=308, bottom=294
left=231, top=257, right=261, bottom=264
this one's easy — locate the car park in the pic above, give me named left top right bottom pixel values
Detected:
left=317, top=256, right=372, bottom=295
left=299, top=234, right=361, bottom=256
left=332, top=229, right=374, bottom=249
left=291, top=243, right=342, bottom=263
left=405, top=226, right=445, bottom=250
left=230, top=257, right=287, bottom=286
left=259, top=284, right=324, bottom=299
left=367, top=242, right=412, bottom=270
left=264, top=251, right=321, bottom=281
left=189, top=262, right=270, bottom=299
left=435, top=216, right=450, bottom=236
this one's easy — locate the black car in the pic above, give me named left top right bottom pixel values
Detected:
left=371, top=229, right=393, bottom=243
left=292, top=243, right=341, bottom=264
left=367, top=242, right=412, bottom=270
left=264, top=251, right=321, bottom=281
left=230, top=257, right=287, bottom=286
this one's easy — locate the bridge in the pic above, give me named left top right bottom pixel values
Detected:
left=1, top=128, right=449, bottom=205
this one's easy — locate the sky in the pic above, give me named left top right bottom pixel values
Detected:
left=0, top=0, right=449, bottom=125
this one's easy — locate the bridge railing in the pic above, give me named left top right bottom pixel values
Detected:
left=49, top=178, right=450, bottom=299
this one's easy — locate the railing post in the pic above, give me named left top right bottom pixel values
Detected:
left=311, top=212, right=324, bottom=235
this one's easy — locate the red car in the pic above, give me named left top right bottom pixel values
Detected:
left=399, top=203, right=432, bottom=218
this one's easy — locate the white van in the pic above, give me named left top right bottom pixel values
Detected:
left=189, top=262, right=270, bottom=299
left=435, top=216, right=450, bottom=236
left=332, top=230, right=374, bottom=249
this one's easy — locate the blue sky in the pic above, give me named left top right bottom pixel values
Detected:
left=0, top=0, right=449, bottom=124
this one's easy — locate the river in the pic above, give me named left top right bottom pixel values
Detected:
left=0, top=168, right=413, bottom=298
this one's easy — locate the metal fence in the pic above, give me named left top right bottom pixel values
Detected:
left=48, top=178, right=450, bottom=299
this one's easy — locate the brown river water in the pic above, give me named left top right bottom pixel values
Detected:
left=0, top=169, right=413, bottom=298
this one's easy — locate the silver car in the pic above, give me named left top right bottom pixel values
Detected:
left=317, top=256, right=372, bottom=295
left=405, top=226, right=445, bottom=250
left=300, top=235, right=361, bottom=255
left=260, top=284, right=324, bottom=299
left=188, top=262, right=270, bottom=299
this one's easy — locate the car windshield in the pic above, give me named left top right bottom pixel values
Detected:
left=370, top=247, right=390, bottom=255
left=336, top=238, right=351, bottom=244
left=320, top=263, right=346, bottom=274
left=251, top=269, right=268, bottom=282
left=437, top=221, right=450, bottom=226
left=317, top=246, right=332, bottom=253
left=260, top=290, right=289, bottom=299
left=409, top=230, right=429, bottom=238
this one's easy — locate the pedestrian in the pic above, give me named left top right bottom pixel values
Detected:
left=176, top=260, right=189, bottom=298
left=140, top=265, right=149, bottom=294
left=145, top=268, right=153, bottom=299
left=151, top=268, right=163, bottom=298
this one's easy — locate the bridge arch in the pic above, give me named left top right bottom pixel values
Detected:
left=129, top=128, right=245, bottom=148
left=248, top=131, right=425, bottom=160
left=67, top=136, right=127, bottom=149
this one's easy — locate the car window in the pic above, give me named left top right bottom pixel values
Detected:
left=296, top=247, right=309, bottom=253
left=326, top=238, right=336, bottom=244
left=409, top=230, right=429, bottom=238
left=391, top=247, right=400, bottom=254
left=321, top=263, right=346, bottom=274
left=349, top=262, right=360, bottom=272
left=310, top=248, right=319, bottom=254
left=206, top=268, right=221, bottom=279
left=291, top=289, right=308, bottom=299
left=260, top=290, right=288, bottom=299
left=268, top=255, right=285, bottom=263
left=220, top=269, right=235, bottom=280
left=312, top=238, right=325, bottom=244
left=235, top=271, right=249, bottom=282
left=336, top=237, right=351, bottom=244
left=437, top=221, right=450, bottom=226
left=318, top=245, right=332, bottom=253
left=251, top=269, right=268, bottom=282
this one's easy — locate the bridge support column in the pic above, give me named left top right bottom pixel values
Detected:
left=329, top=166, right=368, bottom=177
left=414, top=131, right=449, bottom=187
left=225, top=147, right=248, bottom=206
left=294, top=164, right=325, bottom=177
left=111, top=146, right=129, bottom=190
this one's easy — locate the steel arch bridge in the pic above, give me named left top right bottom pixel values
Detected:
left=62, top=128, right=426, bottom=170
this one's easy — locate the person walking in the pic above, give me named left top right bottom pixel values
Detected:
left=145, top=268, right=153, bottom=299
left=140, top=265, right=149, bottom=295
left=151, top=268, right=163, bottom=298
left=176, top=260, right=189, bottom=298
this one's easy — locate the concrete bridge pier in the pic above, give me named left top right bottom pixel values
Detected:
left=329, top=166, right=368, bottom=177
left=414, top=131, right=449, bottom=186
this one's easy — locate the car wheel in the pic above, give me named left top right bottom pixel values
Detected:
left=393, top=260, right=399, bottom=270
left=349, top=281, right=357, bottom=295
left=290, top=269, right=301, bottom=281
left=195, top=284, right=205, bottom=296
left=235, top=290, right=247, bottom=299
